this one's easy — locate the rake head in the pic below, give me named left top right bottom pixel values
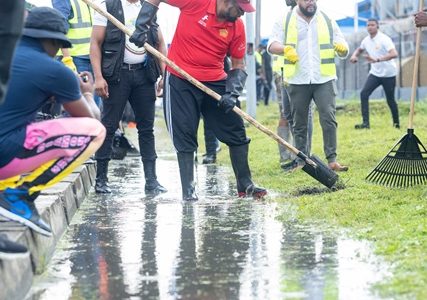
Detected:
left=366, top=129, right=427, bottom=188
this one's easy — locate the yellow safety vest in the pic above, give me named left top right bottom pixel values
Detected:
left=272, top=55, right=284, bottom=74
left=255, top=51, right=262, bottom=65
left=283, top=11, right=335, bottom=79
left=68, top=0, right=92, bottom=56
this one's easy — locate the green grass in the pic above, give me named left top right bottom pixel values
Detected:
left=203, top=99, right=427, bottom=299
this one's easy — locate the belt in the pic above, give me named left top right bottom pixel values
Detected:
left=122, top=63, right=144, bottom=70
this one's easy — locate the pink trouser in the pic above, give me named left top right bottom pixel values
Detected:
left=0, top=118, right=105, bottom=194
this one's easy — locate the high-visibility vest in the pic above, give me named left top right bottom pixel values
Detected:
left=283, top=10, right=335, bottom=79
left=67, top=0, right=92, bottom=56
left=255, top=51, right=262, bottom=65
left=272, top=55, right=284, bottom=74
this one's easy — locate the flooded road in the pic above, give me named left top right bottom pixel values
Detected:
left=28, top=155, right=388, bottom=300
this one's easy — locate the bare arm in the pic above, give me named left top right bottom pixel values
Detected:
left=63, top=72, right=101, bottom=120
left=61, top=48, right=71, bottom=57
left=379, top=48, right=398, bottom=61
left=268, top=41, right=285, bottom=56
left=350, top=47, right=363, bottom=63
left=90, top=25, right=105, bottom=82
left=90, top=25, right=109, bottom=98
left=155, top=27, right=167, bottom=95
left=63, top=99, right=95, bottom=118
left=364, top=48, right=398, bottom=64
left=230, top=57, right=245, bottom=70
left=157, top=27, right=167, bottom=75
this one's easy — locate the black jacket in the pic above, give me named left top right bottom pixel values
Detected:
left=102, top=0, right=159, bottom=83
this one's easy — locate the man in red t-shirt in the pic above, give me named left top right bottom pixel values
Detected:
left=130, top=0, right=266, bottom=201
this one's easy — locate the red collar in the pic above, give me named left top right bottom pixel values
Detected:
left=207, top=0, right=234, bottom=27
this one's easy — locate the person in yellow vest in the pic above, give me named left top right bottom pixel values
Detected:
left=268, top=0, right=349, bottom=172
left=53, top=0, right=101, bottom=106
left=254, top=45, right=263, bottom=104
left=272, top=53, right=314, bottom=171
left=272, top=55, right=292, bottom=164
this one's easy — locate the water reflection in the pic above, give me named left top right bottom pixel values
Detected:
left=28, top=158, right=387, bottom=300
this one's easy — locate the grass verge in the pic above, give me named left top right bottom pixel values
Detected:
left=209, top=99, right=427, bottom=299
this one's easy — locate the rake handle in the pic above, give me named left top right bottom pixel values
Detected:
left=82, top=0, right=317, bottom=167
left=409, top=0, right=424, bottom=129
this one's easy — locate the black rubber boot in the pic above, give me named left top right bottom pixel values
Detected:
left=229, top=144, right=267, bottom=199
left=177, top=152, right=198, bottom=201
left=95, top=159, right=111, bottom=194
left=143, top=160, right=167, bottom=195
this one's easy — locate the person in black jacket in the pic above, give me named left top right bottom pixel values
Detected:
left=90, top=0, right=167, bottom=195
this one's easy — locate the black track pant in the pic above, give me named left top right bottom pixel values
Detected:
left=360, top=74, right=399, bottom=125
left=163, top=73, right=250, bottom=153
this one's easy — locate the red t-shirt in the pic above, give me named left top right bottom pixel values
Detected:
left=166, top=0, right=246, bottom=81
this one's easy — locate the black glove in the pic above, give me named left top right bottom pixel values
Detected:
left=129, top=1, right=158, bottom=48
left=218, top=69, right=247, bottom=114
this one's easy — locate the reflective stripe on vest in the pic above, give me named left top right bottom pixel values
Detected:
left=68, top=0, right=92, bottom=56
left=283, top=11, right=335, bottom=79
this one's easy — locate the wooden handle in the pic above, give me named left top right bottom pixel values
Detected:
left=82, top=0, right=316, bottom=166
left=409, top=0, right=424, bottom=129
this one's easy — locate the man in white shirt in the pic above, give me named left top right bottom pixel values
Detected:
left=90, top=0, right=167, bottom=195
left=268, top=0, right=349, bottom=172
left=350, top=19, right=399, bottom=129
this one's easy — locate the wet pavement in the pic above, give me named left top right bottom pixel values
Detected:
left=27, top=154, right=388, bottom=300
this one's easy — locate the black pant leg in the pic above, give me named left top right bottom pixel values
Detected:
left=203, top=120, right=218, bottom=155
left=201, top=81, right=250, bottom=147
left=360, top=74, right=381, bottom=124
left=128, top=68, right=157, bottom=161
left=381, top=76, right=399, bottom=125
left=96, top=70, right=132, bottom=160
left=163, top=73, right=202, bottom=153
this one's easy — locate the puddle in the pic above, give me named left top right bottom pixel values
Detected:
left=27, top=157, right=388, bottom=300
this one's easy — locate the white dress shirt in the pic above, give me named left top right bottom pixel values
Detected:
left=267, top=8, right=348, bottom=85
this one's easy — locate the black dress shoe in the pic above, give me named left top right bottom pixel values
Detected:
left=393, top=123, right=400, bottom=129
left=355, top=123, right=370, bottom=129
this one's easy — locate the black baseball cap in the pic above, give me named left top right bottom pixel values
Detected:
left=23, top=7, right=72, bottom=48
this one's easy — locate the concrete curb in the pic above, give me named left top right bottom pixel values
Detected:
left=0, top=161, right=96, bottom=300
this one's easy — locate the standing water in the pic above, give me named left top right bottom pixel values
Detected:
left=27, top=155, right=388, bottom=300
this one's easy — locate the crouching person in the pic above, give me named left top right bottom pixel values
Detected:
left=0, top=7, right=105, bottom=237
